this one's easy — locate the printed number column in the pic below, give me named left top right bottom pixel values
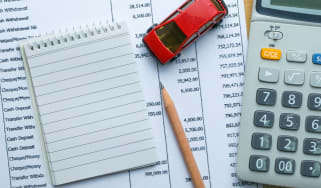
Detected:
left=126, top=1, right=171, bottom=188
left=197, top=0, right=258, bottom=187
left=217, top=2, right=246, bottom=186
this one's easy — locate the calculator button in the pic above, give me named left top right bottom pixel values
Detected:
left=284, top=70, right=305, bottom=85
left=249, top=155, right=270, bottom=172
left=257, top=89, right=277, bottom=106
left=261, top=48, right=282, bottom=60
left=258, top=67, right=279, bottom=83
left=254, top=111, right=274, bottom=128
left=279, top=113, right=300, bottom=130
left=310, top=72, right=321, bottom=88
left=312, top=53, right=321, bottom=65
left=286, top=50, right=307, bottom=63
left=251, top=133, right=272, bottom=150
left=306, top=116, right=321, bottom=133
left=301, top=161, right=321, bottom=177
left=282, top=91, right=302, bottom=108
left=303, top=138, right=321, bottom=155
left=308, top=94, right=321, bottom=111
left=277, top=136, right=298, bottom=152
left=275, top=158, right=295, bottom=175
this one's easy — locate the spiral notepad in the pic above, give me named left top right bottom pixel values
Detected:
left=20, top=22, right=158, bottom=185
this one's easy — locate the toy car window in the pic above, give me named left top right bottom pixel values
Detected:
left=162, top=0, right=194, bottom=23
left=210, top=0, right=223, bottom=11
left=156, top=21, right=187, bottom=53
left=162, top=11, right=180, bottom=24
left=213, top=13, right=225, bottom=23
left=180, top=0, right=194, bottom=11
left=199, top=22, right=213, bottom=34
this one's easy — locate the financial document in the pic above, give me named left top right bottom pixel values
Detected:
left=0, top=0, right=261, bottom=188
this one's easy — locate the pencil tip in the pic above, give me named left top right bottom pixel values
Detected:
left=159, top=82, right=164, bottom=89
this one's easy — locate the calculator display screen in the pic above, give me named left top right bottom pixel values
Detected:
left=258, top=0, right=321, bottom=22
left=271, top=0, right=321, bottom=11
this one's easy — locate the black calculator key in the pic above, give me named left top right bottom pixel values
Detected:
left=279, top=113, right=300, bottom=130
left=275, top=158, right=295, bottom=175
left=306, top=116, right=321, bottom=133
left=308, top=94, right=321, bottom=111
left=249, top=155, right=270, bottom=172
left=254, top=111, right=274, bottom=128
left=256, top=88, right=277, bottom=106
left=277, top=136, right=298, bottom=152
left=251, top=133, right=272, bottom=150
left=282, top=91, right=302, bottom=108
left=303, top=138, right=321, bottom=155
left=301, top=161, right=321, bottom=177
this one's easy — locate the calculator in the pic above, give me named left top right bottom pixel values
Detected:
left=237, top=0, right=321, bottom=187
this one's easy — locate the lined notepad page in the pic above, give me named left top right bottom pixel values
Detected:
left=21, top=22, right=158, bottom=185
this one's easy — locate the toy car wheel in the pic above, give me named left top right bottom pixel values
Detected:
left=170, top=53, right=181, bottom=62
left=147, top=24, right=158, bottom=33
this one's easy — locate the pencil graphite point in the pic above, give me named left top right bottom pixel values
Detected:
left=159, top=82, right=164, bottom=90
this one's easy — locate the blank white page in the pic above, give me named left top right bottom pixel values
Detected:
left=21, top=22, right=158, bottom=185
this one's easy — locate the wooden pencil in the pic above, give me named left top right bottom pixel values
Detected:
left=160, top=83, right=205, bottom=188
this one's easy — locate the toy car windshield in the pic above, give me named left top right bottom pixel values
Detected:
left=156, top=21, right=187, bottom=53
left=210, top=0, right=224, bottom=11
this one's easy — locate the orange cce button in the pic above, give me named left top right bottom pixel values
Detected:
left=261, top=48, right=282, bottom=60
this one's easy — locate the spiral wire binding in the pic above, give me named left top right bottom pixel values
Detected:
left=27, top=21, right=122, bottom=51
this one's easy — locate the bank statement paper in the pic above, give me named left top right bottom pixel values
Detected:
left=0, top=0, right=261, bottom=188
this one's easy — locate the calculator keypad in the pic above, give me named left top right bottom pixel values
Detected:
left=277, top=136, right=298, bottom=152
left=249, top=155, right=270, bottom=172
left=256, top=88, right=277, bottom=106
left=303, top=138, right=321, bottom=155
left=279, top=113, right=300, bottom=130
left=312, top=54, right=321, bottom=65
left=286, top=51, right=307, bottom=63
left=284, top=70, right=305, bottom=85
left=275, top=158, right=295, bottom=175
left=301, top=161, right=321, bottom=177
left=249, top=62, right=321, bottom=178
left=305, top=116, right=321, bottom=133
left=252, top=133, right=272, bottom=150
left=261, top=48, right=282, bottom=60
left=254, top=111, right=274, bottom=128
left=250, top=64, right=321, bottom=177
left=308, top=94, right=321, bottom=111
left=281, top=91, right=303, bottom=108
left=310, top=72, right=321, bottom=88
left=259, top=68, right=279, bottom=83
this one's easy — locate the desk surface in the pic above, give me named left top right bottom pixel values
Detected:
left=243, top=0, right=287, bottom=188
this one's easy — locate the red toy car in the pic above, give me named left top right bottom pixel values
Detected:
left=143, top=0, right=228, bottom=64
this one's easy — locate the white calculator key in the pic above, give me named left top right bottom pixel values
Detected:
left=259, top=67, right=279, bottom=83
left=284, top=70, right=305, bottom=85
left=286, top=50, right=307, bottom=63
left=310, top=72, right=321, bottom=88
